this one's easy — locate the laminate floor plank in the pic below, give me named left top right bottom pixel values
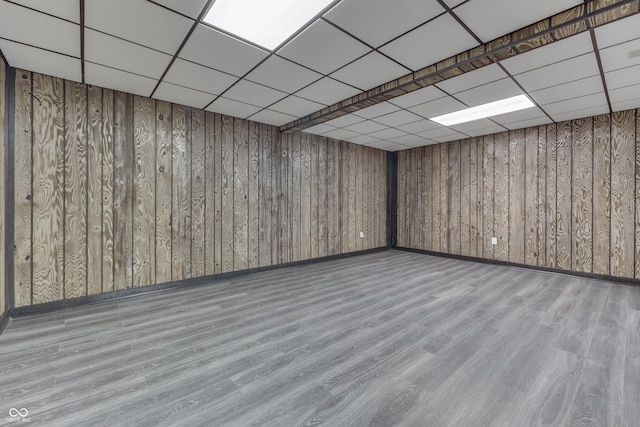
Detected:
left=1, top=250, right=639, bottom=426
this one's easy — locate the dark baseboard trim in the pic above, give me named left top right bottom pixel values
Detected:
left=7, top=247, right=388, bottom=318
left=396, top=247, right=640, bottom=287
left=0, top=312, right=8, bottom=335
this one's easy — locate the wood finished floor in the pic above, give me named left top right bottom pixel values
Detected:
left=1, top=250, right=640, bottom=426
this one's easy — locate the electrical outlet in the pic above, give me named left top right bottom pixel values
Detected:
left=359, top=231, right=365, bottom=239
left=491, top=237, right=498, bottom=245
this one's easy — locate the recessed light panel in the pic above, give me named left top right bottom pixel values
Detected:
left=430, top=94, right=535, bottom=126
left=203, top=0, right=336, bottom=50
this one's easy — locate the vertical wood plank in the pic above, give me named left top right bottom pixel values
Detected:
left=460, top=141, right=470, bottom=256
left=494, top=132, right=509, bottom=262
left=101, top=89, right=114, bottom=293
left=537, top=125, right=547, bottom=266
left=13, top=71, right=33, bottom=307
left=339, top=141, right=348, bottom=253
left=317, top=137, right=328, bottom=257
left=397, top=150, right=406, bottom=248
left=278, top=134, right=290, bottom=263
left=593, top=114, right=611, bottom=275
left=406, top=149, right=416, bottom=248
left=132, top=95, right=155, bottom=287
left=356, top=144, right=365, bottom=251
left=556, top=120, right=572, bottom=270
left=248, top=121, right=260, bottom=268
left=636, top=109, right=640, bottom=279
left=416, top=147, right=425, bottom=250
left=204, top=112, right=216, bottom=276
left=214, top=113, right=223, bottom=273
left=611, top=110, right=635, bottom=278
left=469, top=139, right=479, bottom=257
left=509, top=130, right=525, bottom=264
left=233, top=118, right=248, bottom=271
left=289, top=134, right=301, bottom=261
left=258, top=123, right=273, bottom=267
left=482, top=135, right=495, bottom=259
left=327, top=139, right=338, bottom=255
left=0, top=60, right=5, bottom=313
left=525, top=127, right=539, bottom=266
left=171, top=105, right=191, bottom=280
left=546, top=124, right=558, bottom=268
left=572, top=117, right=593, bottom=273
left=300, top=133, right=312, bottom=259
left=86, top=86, right=103, bottom=295
left=32, top=74, right=64, bottom=303
left=155, top=101, right=172, bottom=283
left=380, top=151, right=387, bottom=248
left=347, top=142, right=357, bottom=252
left=432, top=144, right=442, bottom=252
left=190, top=109, right=205, bottom=277
left=440, top=143, right=449, bottom=253
left=423, top=146, right=433, bottom=252
left=449, top=142, right=461, bottom=255
left=270, top=127, right=281, bottom=264
left=310, top=135, right=319, bottom=258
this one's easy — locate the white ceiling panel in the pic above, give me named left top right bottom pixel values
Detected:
left=454, top=78, right=522, bottom=106
left=152, top=0, right=209, bottom=19
left=449, top=118, right=503, bottom=133
left=366, top=140, right=408, bottom=151
left=551, top=105, right=610, bottom=123
left=153, top=82, right=215, bottom=109
left=246, top=56, right=322, bottom=93
left=609, top=84, right=640, bottom=108
left=396, top=119, right=442, bottom=134
left=443, top=0, right=467, bottom=7
left=462, top=125, right=510, bottom=137
left=454, top=0, right=583, bottom=43
left=10, top=0, right=80, bottom=23
left=373, top=110, right=423, bottom=127
left=502, top=116, right=552, bottom=130
left=513, top=53, right=600, bottom=92
left=324, top=128, right=361, bottom=141
left=295, top=77, right=360, bottom=106
left=436, top=64, right=508, bottom=94
left=543, top=92, right=608, bottom=116
left=409, top=96, right=466, bottom=119
left=86, top=0, right=192, bottom=54
left=604, top=65, right=640, bottom=90
left=85, top=29, right=172, bottom=79
left=529, top=75, right=603, bottom=106
left=303, top=123, right=337, bottom=136
left=369, top=128, right=409, bottom=140
left=324, top=0, right=445, bottom=48
left=249, top=109, right=297, bottom=126
left=346, top=134, right=383, bottom=145
left=325, top=114, right=366, bottom=128
left=389, top=134, right=431, bottom=145
left=206, top=96, right=263, bottom=119
left=180, top=24, right=269, bottom=77
left=501, top=32, right=593, bottom=76
left=164, top=59, right=237, bottom=95
left=611, top=98, right=640, bottom=113
left=0, top=2, right=79, bottom=57
left=354, top=102, right=401, bottom=119
left=85, top=62, right=157, bottom=97
left=594, top=14, right=640, bottom=49
left=0, top=39, right=81, bottom=82
left=491, top=106, right=547, bottom=125
left=379, top=14, right=478, bottom=71
left=431, top=132, right=469, bottom=143
left=389, top=86, right=447, bottom=109
left=343, top=120, right=389, bottom=134
left=223, top=80, right=287, bottom=108
left=599, top=38, right=640, bottom=72
left=416, top=126, right=464, bottom=139
left=270, top=96, right=325, bottom=117
left=330, top=51, right=409, bottom=91
left=278, top=20, right=371, bottom=75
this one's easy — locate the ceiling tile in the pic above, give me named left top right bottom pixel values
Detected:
left=346, top=134, right=383, bottom=145
left=343, top=120, right=388, bottom=134
left=379, top=14, right=478, bottom=71
left=369, top=128, right=408, bottom=140
left=354, top=102, right=401, bottom=119
left=295, top=77, right=360, bottom=106
left=599, top=38, right=640, bottom=73
left=0, top=2, right=79, bottom=57
left=502, top=116, right=552, bottom=130
left=454, top=78, right=522, bottom=106
left=85, top=62, right=157, bottom=97
left=246, top=55, right=322, bottom=93
left=206, top=96, right=263, bottom=119
left=431, top=132, right=468, bottom=143
left=461, top=125, right=509, bottom=137
left=366, top=140, right=404, bottom=150
left=0, top=39, right=81, bottom=82
left=416, top=126, right=465, bottom=140
left=164, top=59, right=237, bottom=95
left=389, top=134, right=431, bottom=145
left=604, top=65, right=640, bottom=90
left=9, top=0, right=80, bottom=23
left=85, top=29, right=172, bottom=79
left=609, top=83, right=640, bottom=107
left=325, top=114, right=366, bottom=128
left=373, top=110, right=423, bottom=127
left=324, top=0, right=445, bottom=48
left=543, top=92, right=608, bottom=116
left=153, top=82, right=215, bottom=109
left=501, top=32, right=592, bottom=76
left=443, top=0, right=466, bottom=6
left=529, top=75, right=603, bottom=106
left=152, top=0, right=209, bottom=19
left=396, top=119, right=441, bottom=134
left=180, top=24, right=269, bottom=77
left=223, top=80, right=287, bottom=108
left=491, top=106, right=547, bottom=125
left=278, top=20, right=371, bottom=75
left=86, top=0, right=192, bottom=54
left=249, top=109, right=297, bottom=127
left=449, top=118, right=504, bottom=133
left=389, top=86, right=447, bottom=109
left=304, top=123, right=337, bottom=135
left=330, top=51, right=409, bottom=91
left=453, top=0, right=583, bottom=43
left=409, top=96, right=466, bottom=119
left=324, top=128, right=361, bottom=141
left=594, top=13, right=640, bottom=49
left=513, top=53, right=600, bottom=92
left=436, top=64, right=508, bottom=94
left=611, top=98, right=640, bottom=113
left=551, top=105, right=610, bottom=123
left=270, top=96, right=325, bottom=117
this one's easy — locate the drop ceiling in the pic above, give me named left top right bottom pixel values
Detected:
left=1, top=0, right=639, bottom=151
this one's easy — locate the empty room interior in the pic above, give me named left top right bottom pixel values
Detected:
left=2, top=0, right=640, bottom=425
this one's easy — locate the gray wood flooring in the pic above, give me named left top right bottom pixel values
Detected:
left=1, top=250, right=639, bottom=426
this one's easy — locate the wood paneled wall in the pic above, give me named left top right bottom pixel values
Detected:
left=1, top=57, right=6, bottom=316
left=398, top=110, right=640, bottom=280
left=11, top=70, right=387, bottom=308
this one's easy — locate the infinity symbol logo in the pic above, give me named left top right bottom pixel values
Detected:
left=9, top=408, right=28, bottom=418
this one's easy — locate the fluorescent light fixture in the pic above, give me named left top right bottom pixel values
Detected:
left=430, top=94, right=535, bottom=126
left=204, top=0, right=336, bottom=50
